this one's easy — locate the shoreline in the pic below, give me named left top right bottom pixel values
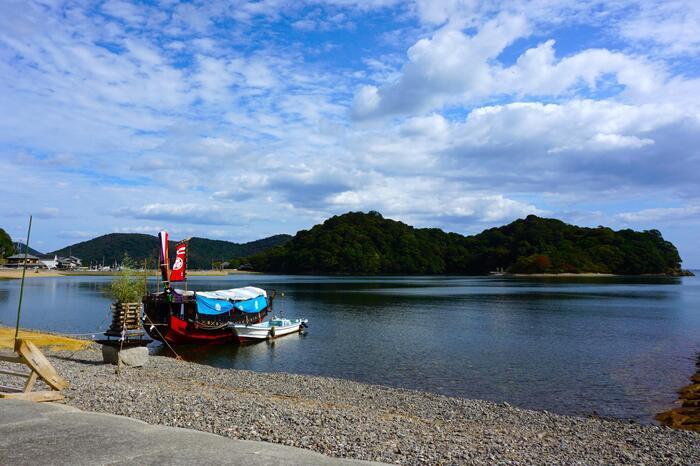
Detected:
left=1, top=346, right=698, bottom=464
left=511, top=272, right=617, bottom=277
left=0, top=269, right=244, bottom=279
left=511, top=271, right=695, bottom=277
left=1, top=268, right=692, bottom=280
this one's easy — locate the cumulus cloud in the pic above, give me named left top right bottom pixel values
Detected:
left=413, top=0, right=700, bottom=58
left=114, top=203, right=240, bottom=225
left=498, top=40, right=661, bottom=96
left=456, top=100, right=681, bottom=154
left=113, top=226, right=165, bottom=235
left=8, top=207, right=62, bottom=219
left=616, top=206, right=700, bottom=223
left=327, top=182, right=544, bottom=225
left=352, top=18, right=665, bottom=119
left=618, top=1, right=700, bottom=55
left=352, top=13, right=530, bottom=118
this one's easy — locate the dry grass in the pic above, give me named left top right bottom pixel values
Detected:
left=0, top=325, right=91, bottom=352
left=0, top=269, right=66, bottom=279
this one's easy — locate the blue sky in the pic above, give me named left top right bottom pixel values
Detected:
left=1, top=0, right=699, bottom=266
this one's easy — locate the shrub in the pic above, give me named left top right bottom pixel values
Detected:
left=109, top=253, right=145, bottom=304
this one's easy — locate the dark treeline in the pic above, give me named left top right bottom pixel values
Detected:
left=49, top=233, right=292, bottom=269
left=247, top=211, right=683, bottom=275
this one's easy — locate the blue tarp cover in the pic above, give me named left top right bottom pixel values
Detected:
left=195, top=294, right=268, bottom=315
left=195, top=295, right=234, bottom=315
left=233, top=295, right=268, bottom=314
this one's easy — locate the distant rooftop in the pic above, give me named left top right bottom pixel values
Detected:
left=7, top=254, right=39, bottom=260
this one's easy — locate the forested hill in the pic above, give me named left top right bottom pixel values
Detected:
left=0, top=228, right=16, bottom=257
left=0, top=228, right=42, bottom=257
left=50, top=233, right=292, bottom=269
left=247, top=211, right=685, bottom=275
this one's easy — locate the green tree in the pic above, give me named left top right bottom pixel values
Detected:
left=0, top=228, right=14, bottom=261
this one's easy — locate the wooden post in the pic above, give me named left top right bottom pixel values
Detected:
left=143, top=258, right=148, bottom=295
left=14, top=215, right=32, bottom=348
left=155, top=256, right=160, bottom=293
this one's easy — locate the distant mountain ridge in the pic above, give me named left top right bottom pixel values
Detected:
left=248, top=211, right=685, bottom=275
left=14, top=242, right=43, bottom=256
left=50, top=233, right=292, bottom=269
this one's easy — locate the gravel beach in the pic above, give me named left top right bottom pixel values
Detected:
left=2, top=347, right=699, bottom=465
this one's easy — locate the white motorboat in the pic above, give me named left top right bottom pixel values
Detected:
left=232, top=317, right=308, bottom=342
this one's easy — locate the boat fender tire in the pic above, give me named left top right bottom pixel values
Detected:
left=269, top=326, right=276, bottom=339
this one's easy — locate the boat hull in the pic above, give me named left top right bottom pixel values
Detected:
left=142, top=291, right=272, bottom=345
left=233, top=320, right=307, bottom=342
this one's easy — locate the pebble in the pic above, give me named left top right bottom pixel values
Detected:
left=2, top=348, right=699, bottom=465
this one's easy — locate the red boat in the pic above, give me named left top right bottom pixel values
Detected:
left=142, top=231, right=273, bottom=345
left=142, top=287, right=274, bottom=345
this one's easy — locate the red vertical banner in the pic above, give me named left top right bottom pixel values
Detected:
left=158, top=231, right=170, bottom=284
left=169, top=241, right=188, bottom=282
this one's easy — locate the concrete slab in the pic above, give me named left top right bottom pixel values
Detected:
left=0, top=400, right=383, bottom=465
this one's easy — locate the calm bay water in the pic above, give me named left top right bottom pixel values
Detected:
left=1, top=273, right=699, bottom=422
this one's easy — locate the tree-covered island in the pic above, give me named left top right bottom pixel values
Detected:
left=247, top=211, right=689, bottom=275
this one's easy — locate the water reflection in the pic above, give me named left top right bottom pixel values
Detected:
left=0, top=274, right=698, bottom=423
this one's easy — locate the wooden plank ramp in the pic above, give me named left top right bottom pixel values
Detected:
left=0, top=339, right=67, bottom=402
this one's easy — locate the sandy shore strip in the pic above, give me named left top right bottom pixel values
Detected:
left=0, top=269, right=237, bottom=279
left=0, top=269, right=66, bottom=279
left=1, top=347, right=697, bottom=465
left=0, top=326, right=91, bottom=351
left=511, top=273, right=617, bottom=277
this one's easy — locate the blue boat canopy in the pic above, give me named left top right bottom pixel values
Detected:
left=195, top=295, right=234, bottom=315
left=232, top=295, right=268, bottom=314
left=194, top=292, right=268, bottom=316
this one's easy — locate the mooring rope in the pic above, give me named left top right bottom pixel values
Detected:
left=141, top=312, right=182, bottom=360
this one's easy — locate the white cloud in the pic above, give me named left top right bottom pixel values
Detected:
left=115, top=203, right=240, bottom=225
left=292, top=19, right=317, bottom=31
left=499, top=40, right=661, bottom=96
left=327, top=178, right=545, bottom=226
left=618, top=1, right=700, bottom=56
left=57, top=230, right=96, bottom=240
left=113, top=226, right=164, bottom=235
left=457, top=100, right=681, bottom=154
left=101, top=0, right=146, bottom=24
left=8, top=207, right=61, bottom=219
left=352, top=13, right=530, bottom=118
left=400, top=113, right=450, bottom=137
left=616, top=206, right=700, bottom=223
left=352, top=17, right=667, bottom=119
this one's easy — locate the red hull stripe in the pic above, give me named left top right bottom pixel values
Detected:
left=164, top=315, right=238, bottom=345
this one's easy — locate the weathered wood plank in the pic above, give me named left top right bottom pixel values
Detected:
left=0, top=390, right=64, bottom=402
left=23, top=370, right=38, bottom=392
left=0, top=354, right=23, bottom=364
left=0, top=385, right=22, bottom=393
left=0, top=368, right=30, bottom=378
left=16, top=340, right=68, bottom=391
